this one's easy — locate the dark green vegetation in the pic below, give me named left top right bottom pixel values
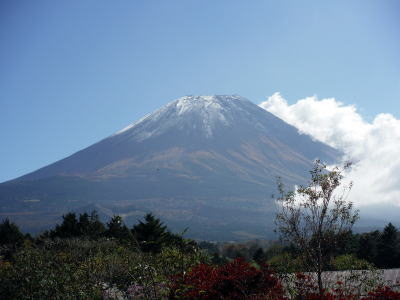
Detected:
left=199, top=222, right=400, bottom=272
left=0, top=213, right=206, bottom=299
left=1, top=213, right=400, bottom=299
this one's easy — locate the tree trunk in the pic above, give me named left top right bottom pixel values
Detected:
left=317, top=270, right=323, bottom=295
left=317, top=233, right=324, bottom=295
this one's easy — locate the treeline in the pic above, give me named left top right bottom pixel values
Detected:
left=355, top=223, right=400, bottom=269
left=2, top=213, right=399, bottom=270
left=2, top=213, right=400, bottom=270
left=1, top=211, right=195, bottom=255
left=199, top=222, right=400, bottom=271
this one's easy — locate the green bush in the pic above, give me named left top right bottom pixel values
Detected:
left=0, top=237, right=209, bottom=299
left=332, top=254, right=374, bottom=271
left=267, top=252, right=303, bottom=273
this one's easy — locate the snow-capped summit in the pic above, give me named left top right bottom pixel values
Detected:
left=116, top=95, right=280, bottom=142
left=173, top=95, right=246, bottom=116
left=115, top=95, right=249, bottom=139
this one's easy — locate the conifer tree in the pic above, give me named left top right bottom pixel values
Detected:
left=87, top=210, right=106, bottom=238
left=132, top=213, right=168, bottom=253
left=357, top=230, right=380, bottom=265
left=52, top=212, right=80, bottom=238
left=0, top=218, right=24, bottom=245
left=377, top=223, right=399, bottom=268
left=105, top=215, right=131, bottom=241
left=76, top=211, right=105, bottom=238
left=253, top=247, right=265, bottom=264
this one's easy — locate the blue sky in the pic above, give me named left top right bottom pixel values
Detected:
left=1, top=0, right=399, bottom=183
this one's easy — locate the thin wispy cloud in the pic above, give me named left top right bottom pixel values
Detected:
left=260, top=93, right=400, bottom=207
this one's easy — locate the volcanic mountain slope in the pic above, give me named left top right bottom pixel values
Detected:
left=0, top=95, right=340, bottom=240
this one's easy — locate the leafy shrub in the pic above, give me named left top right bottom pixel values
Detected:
left=0, top=239, right=121, bottom=299
left=332, top=254, right=374, bottom=271
left=0, top=237, right=208, bottom=300
left=156, top=246, right=209, bottom=280
left=267, top=252, right=303, bottom=273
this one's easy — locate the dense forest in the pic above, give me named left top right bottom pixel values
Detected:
left=0, top=212, right=399, bottom=299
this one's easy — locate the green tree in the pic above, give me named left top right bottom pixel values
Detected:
left=333, top=230, right=359, bottom=257
left=51, top=212, right=80, bottom=238
left=105, top=215, right=131, bottom=241
left=376, top=223, right=399, bottom=268
left=78, top=211, right=105, bottom=238
left=252, top=247, right=265, bottom=264
left=132, top=213, right=168, bottom=253
left=0, top=218, right=24, bottom=245
left=275, top=160, right=358, bottom=294
left=77, top=212, right=90, bottom=235
left=357, top=230, right=380, bottom=265
left=211, top=253, right=229, bottom=265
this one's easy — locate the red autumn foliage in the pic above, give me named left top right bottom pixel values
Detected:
left=364, top=286, right=400, bottom=300
left=291, top=272, right=338, bottom=300
left=168, top=258, right=286, bottom=299
left=169, top=260, right=400, bottom=300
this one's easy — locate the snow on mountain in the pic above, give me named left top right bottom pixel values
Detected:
left=114, top=95, right=255, bottom=140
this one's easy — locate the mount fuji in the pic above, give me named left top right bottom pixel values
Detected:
left=0, top=95, right=339, bottom=240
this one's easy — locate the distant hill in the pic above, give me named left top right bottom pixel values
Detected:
left=0, top=95, right=340, bottom=240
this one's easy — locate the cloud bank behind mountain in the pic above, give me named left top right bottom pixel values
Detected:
left=260, top=93, right=400, bottom=207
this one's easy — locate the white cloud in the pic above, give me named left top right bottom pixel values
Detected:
left=259, top=93, right=400, bottom=207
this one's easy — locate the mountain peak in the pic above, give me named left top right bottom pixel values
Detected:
left=176, top=94, right=245, bottom=102
left=174, top=95, right=246, bottom=115
left=115, top=95, right=251, bottom=139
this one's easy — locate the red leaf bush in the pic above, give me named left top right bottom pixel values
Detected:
left=168, top=258, right=285, bottom=299
left=169, top=259, right=400, bottom=300
left=364, top=286, right=400, bottom=300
